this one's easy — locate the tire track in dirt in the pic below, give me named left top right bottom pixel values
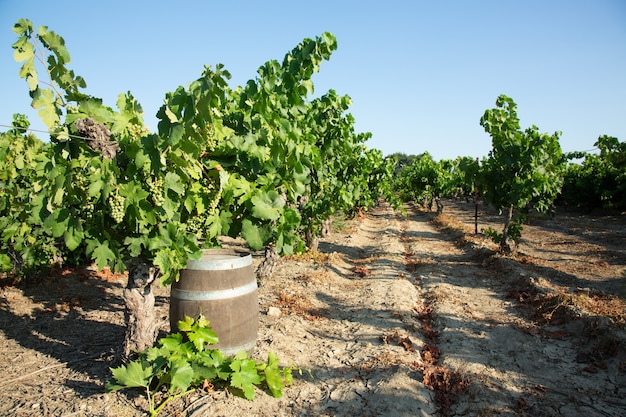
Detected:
left=263, top=204, right=437, bottom=417
left=403, top=204, right=626, bottom=417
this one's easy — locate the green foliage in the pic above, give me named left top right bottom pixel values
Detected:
left=479, top=94, right=564, bottom=251
left=106, top=316, right=302, bottom=417
left=391, top=153, right=481, bottom=214
left=8, top=19, right=218, bottom=283
left=0, top=114, right=60, bottom=274
left=483, top=215, right=524, bottom=247
left=449, top=156, right=480, bottom=200
left=559, top=135, right=626, bottom=211
left=297, top=91, right=397, bottom=242
left=392, top=152, right=453, bottom=212
left=3, top=19, right=395, bottom=285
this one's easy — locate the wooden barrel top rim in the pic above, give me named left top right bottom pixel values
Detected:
left=186, top=253, right=252, bottom=271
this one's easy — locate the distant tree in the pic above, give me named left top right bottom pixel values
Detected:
left=479, top=95, right=564, bottom=252
left=386, top=152, right=420, bottom=175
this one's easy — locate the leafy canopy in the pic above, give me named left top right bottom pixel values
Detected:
left=479, top=94, right=564, bottom=250
left=4, top=19, right=396, bottom=284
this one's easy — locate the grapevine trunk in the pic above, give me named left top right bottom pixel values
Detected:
left=500, top=205, right=514, bottom=253
left=121, top=260, right=160, bottom=361
left=256, top=245, right=280, bottom=281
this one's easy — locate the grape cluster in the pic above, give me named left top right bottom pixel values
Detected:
left=108, top=192, right=125, bottom=223
left=183, top=174, right=223, bottom=237
left=128, top=123, right=149, bottom=139
left=207, top=194, right=220, bottom=216
left=198, top=122, right=218, bottom=151
left=207, top=123, right=217, bottom=151
left=148, top=178, right=165, bottom=206
left=185, top=216, right=204, bottom=235
left=205, top=174, right=222, bottom=214
left=73, top=172, right=95, bottom=219
left=83, top=201, right=95, bottom=219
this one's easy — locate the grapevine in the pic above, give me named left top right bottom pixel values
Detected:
left=5, top=19, right=398, bottom=365
left=479, top=94, right=563, bottom=252
left=4, top=18, right=399, bottom=280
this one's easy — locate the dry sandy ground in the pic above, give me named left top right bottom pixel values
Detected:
left=0, top=199, right=624, bottom=416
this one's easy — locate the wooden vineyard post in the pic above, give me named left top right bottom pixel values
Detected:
left=474, top=158, right=479, bottom=235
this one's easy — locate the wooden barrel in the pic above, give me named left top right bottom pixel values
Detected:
left=169, top=249, right=258, bottom=356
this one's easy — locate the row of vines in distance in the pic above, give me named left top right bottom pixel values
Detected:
left=391, top=95, right=625, bottom=251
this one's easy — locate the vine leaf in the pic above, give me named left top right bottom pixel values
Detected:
left=159, top=332, right=183, bottom=352
left=229, top=354, right=263, bottom=400
left=177, top=315, right=218, bottom=350
left=250, top=190, right=283, bottom=221
left=241, top=219, right=270, bottom=250
left=167, top=359, right=194, bottom=393
left=38, top=25, right=70, bottom=64
left=92, top=242, right=116, bottom=271
left=31, top=88, right=60, bottom=129
left=63, top=218, right=84, bottom=251
left=164, top=172, right=185, bottom=195
left=0, top=254, right=12, bottom=272
left=263, top=352, right=284, bottom=398
left=107, top=359, right=152, bottom=391
left=187, top=323, right=219, bottom=351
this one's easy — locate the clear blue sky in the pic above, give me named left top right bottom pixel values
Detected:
left=1, top=0, right=624, bottom=160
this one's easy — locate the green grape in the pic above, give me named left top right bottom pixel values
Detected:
left=182, top=173, right=223, bottom=237
left=205, top=123, right=217, bottom=151
left=204, top=172, right=223, bottom=213
left=84, top=202, right=95, bottom=219
left=185, top=216, right=203, bottom=234
left=147, top=178, right=165, bottom=207
left=193, top=122, right=218, bottom=152
left=127, top=123, right=148, bottom=140
left=72, top=171, right=96, bottom=219
left=207, top=193, right=220, bottom=215
left=108, top=191, right=125, bottom=223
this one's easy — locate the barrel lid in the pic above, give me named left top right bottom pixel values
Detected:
left=186, top=249, right=252, bottom=270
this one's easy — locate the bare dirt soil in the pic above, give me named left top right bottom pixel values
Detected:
left=1, top=199, right=625, bottom=416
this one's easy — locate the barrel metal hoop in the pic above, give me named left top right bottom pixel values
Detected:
left=171, top=280, right=257, bottom=301
left=219, top=340, right=257, bottom=356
